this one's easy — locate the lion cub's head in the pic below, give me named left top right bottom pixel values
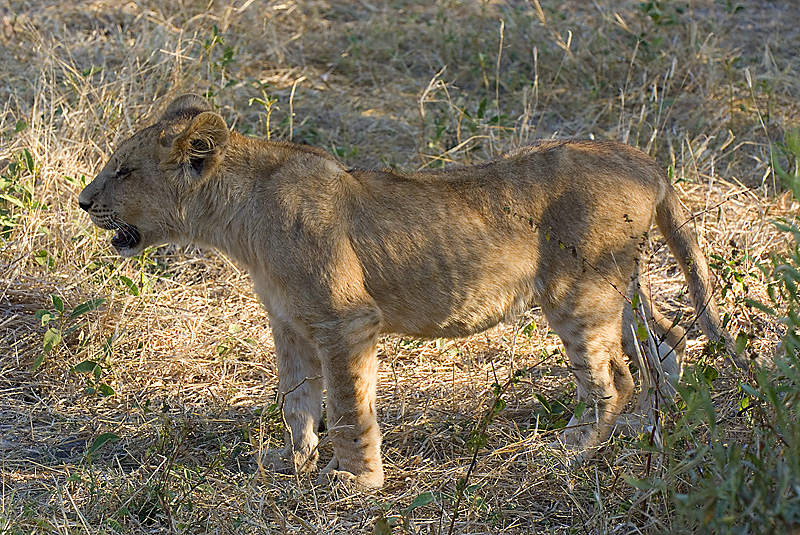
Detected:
left=78, top=94, right=229, bottom=256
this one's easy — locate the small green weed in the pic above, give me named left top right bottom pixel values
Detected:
left=0, top=147, right=42, bottom=239
left=33, top=294, right=107, bottom=372
left=626, top=129, right=800, bottom=533
left=201, top=24, right=237, bottom=102
left=771, top=127, right=800, bottom=198
left=533, top=392, right=570, bottom=430
left=71, top=331, right=117, bottom=397
left=215, top=323, right=256, bottom=358
left=447, top=368, right=526, bottom=535
left=248, top=84, right=280, bottom=140
left=373, top=491, right=444, bottom=535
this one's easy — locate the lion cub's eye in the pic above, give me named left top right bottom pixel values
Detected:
left=116, top=166, right=134, bottom=178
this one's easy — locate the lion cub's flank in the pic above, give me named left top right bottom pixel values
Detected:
left=79, top=94, right=737, bottom=490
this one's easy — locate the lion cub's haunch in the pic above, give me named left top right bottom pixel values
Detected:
left=79, top=94, right=735, bottom=490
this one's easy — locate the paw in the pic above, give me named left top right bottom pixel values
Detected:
left=547, top=436, right=590, bottom=468
left=258, top=446, right=319, bottom=474
left=613, top=413, right=662, bottom=448
left=258, top=448, right=294, bottom=474
left=317, top=457, right=384, bottom=491
left=547, top=417, right=602, bottom=467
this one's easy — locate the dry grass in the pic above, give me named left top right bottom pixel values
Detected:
left=1, top=1, right=798, bottom=533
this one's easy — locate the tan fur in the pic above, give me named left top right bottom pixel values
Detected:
left=79, top=94, right=736, bottom=490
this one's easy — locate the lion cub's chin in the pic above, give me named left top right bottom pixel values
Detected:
left=114, top=245, right=144, bottom=258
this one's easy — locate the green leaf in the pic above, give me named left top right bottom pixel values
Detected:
left=624, top=474, right=662, bottom=491
left=735, top=331, right=748, bottom=355
left=51, top=294, right=64, bottom=314
left=14, top=120, right=27, bottom=133
left=43, top=327, right=62, bottom=353
left=0, top=193, right=25, bottom=208
left=33, top=250, right=55, bottom=268
left=73, top=360, right=101, bottom=374
left=89, top=432, right=120, bottom=455
left=477, top=97, right=488, bottom=119
left=97, top=383, right=115, bottom=397
left=744, top=298, right=775, bottom=315
left=636, top=321, right=649, bottom=342
left=23, top=148, right=34, bottom=173
left=35, top=309, right=54, bottom=326
left=534, top=392, right=552, bottom=413
left=549, top=399, right=567, bottom=415
left=69, top=298, right=107, bottom=320
left=574, top=401, right=586, bottom=420
left=63, top=320, right=87, bottom=337
left=405, top=491, right=437, bottom=514
left=739, top=395, right=750, bottom=413
left=466, top=431, right=488, bottom=452
left=118, top=275, right=139, bottom=296
left=492, top=397, right=507, bottom=416
left=700, top=363, right=719, bottom=383
left=373, top=517, right=392, bottom=535
left=465, top=482, right=482, bottom=494
left=30, top=352, right=45, bottom=372
left=741, top=383, right=763, bottom=401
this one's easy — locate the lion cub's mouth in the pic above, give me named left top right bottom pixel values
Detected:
left=110, top=223, right=141, bottom=251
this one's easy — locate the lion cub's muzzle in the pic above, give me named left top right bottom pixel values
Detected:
left=78, top=197, right=142, bottom=253
left=108, top=223, right=141, bottom=250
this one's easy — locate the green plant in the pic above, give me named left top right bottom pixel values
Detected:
left=71, top=331, right=117, bottom=397
left=201, top=24, right=237, bottom=101
left=33, top=294, right=106, bottom=372
left=373, top=491, right=444, bottom=535
left=67, top=431, right=122, bottom=508
left=0, top=146, right=42, bottom=239
left=446, top=368, right=526, bottom=535
left=771, top=127, right=800, bottom=198
left=532, top=392, right=570, bottom=429
left=215, top=323, right=255, bottom=358
left=627, top=132, right=800, bottom=533
left=248, top=84, right=280, bottom=140
left=639, top=0, right=683, bottom=27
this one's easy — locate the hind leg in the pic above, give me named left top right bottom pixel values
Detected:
left=545, top=287, right=635, bottom=463
left=622, top=278, right=686, bottom=414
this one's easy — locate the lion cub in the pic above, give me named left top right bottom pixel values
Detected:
left=79, top=94, right=735, bottom=490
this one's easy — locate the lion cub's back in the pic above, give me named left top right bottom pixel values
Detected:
left=346, top=140, right=666, bottom=338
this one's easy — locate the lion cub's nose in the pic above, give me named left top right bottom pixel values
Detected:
left=78, top=198, right=92, bottom=212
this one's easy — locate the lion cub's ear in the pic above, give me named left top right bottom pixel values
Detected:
left=160, top=94, right=212, bottom=123
left=166, top=112, right=230, bottom=178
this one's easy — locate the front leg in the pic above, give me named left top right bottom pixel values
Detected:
left=269, top=316, right=323, bottom=474
left=311, top=305, right=385, bottom=490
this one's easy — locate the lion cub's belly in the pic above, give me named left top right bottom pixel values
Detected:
left=371, top=268, right=542, bottom=339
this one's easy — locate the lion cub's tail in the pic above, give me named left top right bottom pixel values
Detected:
left=655, top=185, right=745, bottom=369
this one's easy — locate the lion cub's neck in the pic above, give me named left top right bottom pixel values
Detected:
left=177, top=134, right=347, bottom=270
